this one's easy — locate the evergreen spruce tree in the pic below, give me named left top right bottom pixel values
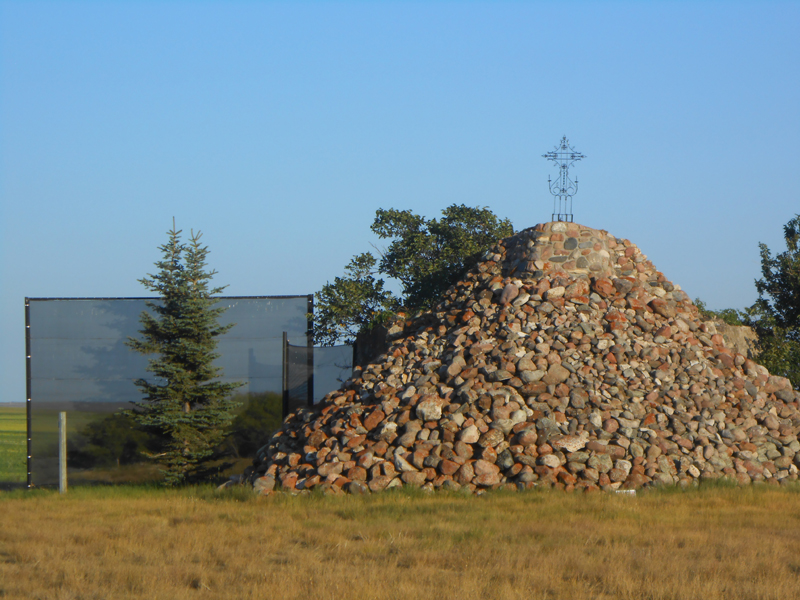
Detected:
left=127, top=222, right=243, bottom=485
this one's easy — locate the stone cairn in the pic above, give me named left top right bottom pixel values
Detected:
left=247, top=222, right=800, bottom=495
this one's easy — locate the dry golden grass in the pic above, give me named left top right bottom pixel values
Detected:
left=1, top=483, right=800, bottom=600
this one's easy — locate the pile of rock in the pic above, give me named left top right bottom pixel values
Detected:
left=247, top=222, right=800, bottom=494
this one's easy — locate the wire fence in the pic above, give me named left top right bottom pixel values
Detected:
left=5, top=295, right=352, bottom=488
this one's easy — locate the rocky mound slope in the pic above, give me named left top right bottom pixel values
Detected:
left=248, top=222, right=800, bottom=494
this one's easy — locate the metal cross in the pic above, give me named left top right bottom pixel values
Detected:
left=543, top=136, right=585, bottom=223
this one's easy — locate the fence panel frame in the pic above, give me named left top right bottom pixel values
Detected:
left=23, top=295, right=312, bottom=488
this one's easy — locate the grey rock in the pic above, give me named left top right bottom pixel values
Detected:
left=588, top=454, right=613, bottom=473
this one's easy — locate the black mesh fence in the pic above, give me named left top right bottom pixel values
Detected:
left=313, top=344, right=355, bottom=402
left=283, top=334, right=312, bottom=418
left=283, top=339, right=354, bottom=417
left=21, top=296, right=312, bottom=487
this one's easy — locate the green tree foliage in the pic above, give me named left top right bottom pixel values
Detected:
left=314, top=204, right=513, bottom=345
left=127, top=223, right=243, bottom=485
left=693, top=298, right=745, bottom=326
left=372, top=204, right=514, bottom=311
left=313, top=253, right=401, bottom=346
left=748, top=214, right=800, bottom=388
left=754, top=215, right=800, bottom=331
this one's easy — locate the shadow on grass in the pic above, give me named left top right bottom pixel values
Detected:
left=3, top=476, right=799, bottom=504
left=639, top=477, right=800, bottom=497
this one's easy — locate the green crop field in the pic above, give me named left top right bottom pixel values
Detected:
left=0, top=407, right=26, bottom=483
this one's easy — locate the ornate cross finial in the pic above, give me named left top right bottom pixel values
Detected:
left=543, top=136, right=585, bottom=223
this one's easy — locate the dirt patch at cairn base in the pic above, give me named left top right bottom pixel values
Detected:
left=246, top=222, right=800, bottom=495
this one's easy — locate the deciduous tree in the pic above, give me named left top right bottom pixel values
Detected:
left=372, top=204, right=514, bottom=311
left=313, top=204, right=513, bottom=345
left=749, top=214, right=800, bottom=387
left=313, top=253, right=401, bottom=346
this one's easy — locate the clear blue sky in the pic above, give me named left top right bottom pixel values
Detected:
left=1, top=1, right=798, bottom=404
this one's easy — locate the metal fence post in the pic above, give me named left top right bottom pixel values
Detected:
left=282, top=332, right=289, bottom=419
left=58, top=412, right=67, bottom=494
left=25, top=298, right=32, bottom=489
left=306, top=295, right=314, bottom=408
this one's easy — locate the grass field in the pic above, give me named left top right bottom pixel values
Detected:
left=0, top=407, right=26, bottom=483
left=1, top=482, right=799, bottom=599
